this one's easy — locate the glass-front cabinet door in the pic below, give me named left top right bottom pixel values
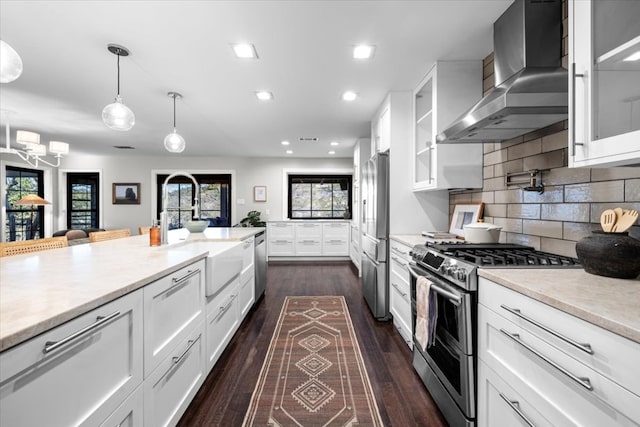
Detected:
left=570, top=0, right=640, bottom=167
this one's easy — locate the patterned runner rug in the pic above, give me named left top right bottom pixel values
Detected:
left=243, top=296, right=384, bottom=426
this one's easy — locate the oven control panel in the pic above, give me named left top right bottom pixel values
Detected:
left=410, top=244, right=477, bottom=290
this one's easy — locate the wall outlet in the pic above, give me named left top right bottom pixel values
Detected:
left=237, top=198, right=245, bottom=205
left=266, top=209, right=270, bottom=215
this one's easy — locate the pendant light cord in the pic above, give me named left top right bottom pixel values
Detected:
left=116, top=53, right=121, bottom=96
left=173, top=94, right=177, bottom=129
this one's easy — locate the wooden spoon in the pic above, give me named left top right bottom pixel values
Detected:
left=612, top=209, right=639, bottom=233
left=600, top=209, right=617, bottom=232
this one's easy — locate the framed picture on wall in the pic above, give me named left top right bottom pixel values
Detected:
left=449, top=203, right=484, bottom=237
left=254, top=185, right=267, bottom=202
left=112, top=183, right=141, bottom=205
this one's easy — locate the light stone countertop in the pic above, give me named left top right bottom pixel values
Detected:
left=390, top=234, right=426, bottom=247
left=479, top=268, right=640, bottom=344
left=0, top=227, right=264, bottom=352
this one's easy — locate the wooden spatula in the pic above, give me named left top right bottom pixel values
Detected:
left=612, top=209, right=639, bottom=233
left=600, top=209, right=617, bottom=232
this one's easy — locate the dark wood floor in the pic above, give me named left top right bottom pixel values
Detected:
left=178, top=262, right=448, bottom=426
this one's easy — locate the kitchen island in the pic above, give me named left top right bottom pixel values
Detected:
left=0, top=227, right=264, bottom=427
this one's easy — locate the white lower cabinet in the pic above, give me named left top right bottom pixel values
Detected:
left=478, top=278, right=640, bottom=427
left=389, top=239, right=412, bottom=349
left=0, top=289, right=143, bottom=427
left=144, top=324, right=205, bottom=427
left=100, top=384, right=144, bottom=427
left=268, top=221, right=350, bottom=258
left=205, top=278, right=240, bottom=370
left=239, top=268, right=255, bottom=319
left=143, top=260, right=205, bottom=377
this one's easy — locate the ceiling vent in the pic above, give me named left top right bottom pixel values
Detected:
left=298, top=137, right=319, bottom=143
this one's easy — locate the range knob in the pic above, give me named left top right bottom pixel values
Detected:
left=456, top=269, right=467, bottom=282
left=448, top=266, right=459, bottom=279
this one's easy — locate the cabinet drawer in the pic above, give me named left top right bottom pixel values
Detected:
left=390, top=253, right=410, bottom=279
left=391, top=312, right=413, bottom=350
left=241, top=237, right=254, bottom=272
left=0, top=290, right=143, bottom=427
left=100, top=383, right=143, bottom=427
left=144, top=260, right=205, bottom=377
left=205, top=280, right=239, bottom=370
left=478, top=360, right=558, bottom=427
left=322, top=238, right=349, bottom=256
left=322, top=222, right=349, bottom=237
left=268, top=223, right=294, bottom=238
left=479, top=304, right=640, bottom=425
left=390, top=241, right=411, bottom=259
left=239, top=270, right=255, bottom=318
left=144, top=324, right=205, bottom=427
left=479, top=277, right=640, bottom=396
left=390, top=271, right=411, bottom=329
left=296, top=238, right=322, bottom=256
left=268, top=238, right=294, bottom=256
left=295, top=222, right=323, bottom=238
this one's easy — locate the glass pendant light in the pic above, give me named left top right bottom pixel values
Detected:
left=164, top=92, right=185, bottom=153
left=102, top=44, right=135, bottom=131
left=0, top=40, right=24, bottom=83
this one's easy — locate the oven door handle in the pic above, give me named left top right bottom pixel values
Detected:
left=408, top=263, right=462, bottom=306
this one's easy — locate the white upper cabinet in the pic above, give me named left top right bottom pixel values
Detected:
left=372, top=102, right=391, bottom=154
left=569, top=0, right=640, bottom=167
left=412, top=61, right=484, bottom=191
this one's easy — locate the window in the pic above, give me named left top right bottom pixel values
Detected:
left=156, top=174, right=232, bottom=229
left=288, top=174, right=352, bottom=219
left=5, top=166, right=44, bottom=241
left=67, top=173, right=100, bottom=229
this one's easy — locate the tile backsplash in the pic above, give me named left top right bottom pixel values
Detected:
left=448, top=3, right=640, bottom=258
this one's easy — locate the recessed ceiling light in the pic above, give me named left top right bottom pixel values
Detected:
left=231, top=43, right=258, bottom=59
left=328, top=150, right=336, bottom=155
left=353, top=45, right=375, bottom=59
left=281, top=140, right=290, bottom=146
left=623, top=51, right=640, bottom=61
left=342, top=91, right=357, bottom=101
left=255, top=91, right=273, bottom=101
left=330, top=141, right=339, bottom=146
left=286, top=150, right=293, bottom=154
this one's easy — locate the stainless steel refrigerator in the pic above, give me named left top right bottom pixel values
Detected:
left=360, top=152, right=390, bottom=320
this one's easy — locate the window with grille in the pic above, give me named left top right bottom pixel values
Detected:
left=67, top=173, right=99, bottom=229
left=287, top=174, right=352, bottom=219
left=5, top=166, right=44, bottom=241
left=156, top=174, right=232, bottom=229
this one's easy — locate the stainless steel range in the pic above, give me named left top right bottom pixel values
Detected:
left=408, top=242, right=580, bottom=427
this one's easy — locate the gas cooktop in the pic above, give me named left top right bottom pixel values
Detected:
left=424, top=242, right=580, bottom=268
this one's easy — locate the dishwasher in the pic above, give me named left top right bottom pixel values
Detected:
left=254, top=230, right=267, bottom=301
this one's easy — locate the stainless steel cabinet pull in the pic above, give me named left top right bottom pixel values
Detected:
left=392, top=255, right=408, bottom=268
left=570, top=62, right=585, bottom=157
left=329, top=239, right=342, bottom=244
left=499, top=393, right=536, bottom=427
left=391, top=282, right=408, bottom=297
left=172, top=269, right=199, bottom=284
left=392, top=246, right=408, bottom=255
left=407, top=264, right=462, bottom=306
left=43, top=311, right=120, bottom=354
left=500, top=304, right=593, bottom=355
left=172, top=335, right=200, bottom=365
left=500, top=329, right=593, bottom=391
left=219, top=294, right=236, bottom=313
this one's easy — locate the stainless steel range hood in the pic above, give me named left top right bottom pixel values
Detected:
left=437, top=0, right=566, bottom=144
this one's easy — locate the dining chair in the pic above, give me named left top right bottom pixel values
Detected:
left=138, top=226, right=151, bottom=235
left=0, top=236, right=69, bottom=257
left=88, top=228, right=131, bottom=243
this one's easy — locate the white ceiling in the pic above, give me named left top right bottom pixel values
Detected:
left=0, top=0, right=510, bottom=159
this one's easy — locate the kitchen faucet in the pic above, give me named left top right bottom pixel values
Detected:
left=160, top=171, right=200, bottom=244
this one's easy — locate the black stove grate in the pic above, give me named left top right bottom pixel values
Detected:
left=426, top=243, right=580, bottom=267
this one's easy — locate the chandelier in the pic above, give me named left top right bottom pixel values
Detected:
left=1, top=121, right=69, bottom=168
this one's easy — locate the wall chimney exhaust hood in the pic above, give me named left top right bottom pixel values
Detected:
left=437, top=0, right=567, bottom=144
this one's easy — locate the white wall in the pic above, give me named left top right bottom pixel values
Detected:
left=53, top=154, right=352, bottom=234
